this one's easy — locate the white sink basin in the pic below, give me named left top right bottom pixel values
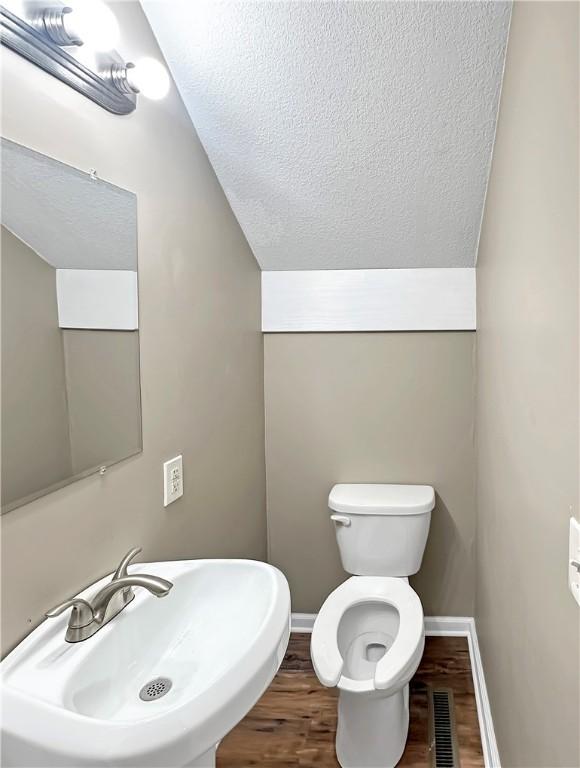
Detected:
left=1, top=559, right=291, bottom=767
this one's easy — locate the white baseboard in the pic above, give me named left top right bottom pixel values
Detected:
left=290, top=612, right=500, bottom=768
left=423, top=615, right=472, bottom=636
left=467, top=618, right=501, bottom=768
left=291, top=612, right=316, bottom=632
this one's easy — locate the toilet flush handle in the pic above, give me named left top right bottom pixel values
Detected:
left=331, top=514, right=351, bottom=527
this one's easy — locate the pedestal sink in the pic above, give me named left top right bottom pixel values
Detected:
left=1, top=559, right=291, bottom=767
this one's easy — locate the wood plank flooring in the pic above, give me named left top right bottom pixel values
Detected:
left=218, top=634, right=484, bottom=768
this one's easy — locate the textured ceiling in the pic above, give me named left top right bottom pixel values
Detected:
left=1, top=139, right=137, bottom=270
left=144, top=1, right=510, bottom=271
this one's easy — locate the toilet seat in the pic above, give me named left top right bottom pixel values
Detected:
left=311, top=577, right=424, bottom=693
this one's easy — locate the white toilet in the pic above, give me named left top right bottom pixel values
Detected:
left=310, top=483, right=435, bottom=768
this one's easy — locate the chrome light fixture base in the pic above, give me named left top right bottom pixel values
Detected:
left=36, top=6, right=81, bottom=47
left=109, top=62, right=138, bottom=95
left=0, top=5, right=136, bottom=115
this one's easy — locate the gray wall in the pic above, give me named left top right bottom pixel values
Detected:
left=63, top=330, right=141, bottom=475
left=1, top=227, right=72, bottom=506
left=264, top=332, right=476, bottom=616
left=475, top=2, right=579, bottom=766
left=0, top=1, right=265, bottom=655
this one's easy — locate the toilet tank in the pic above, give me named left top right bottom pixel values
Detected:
left=328, top=484, right=434, bottom=577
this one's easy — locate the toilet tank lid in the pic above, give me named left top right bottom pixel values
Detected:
left=328, top=484, right=435, bottom=515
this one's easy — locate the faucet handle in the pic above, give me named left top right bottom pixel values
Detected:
left=113, top=547, right=142, bottom=581
left=45, top=598, right=94, bottom=628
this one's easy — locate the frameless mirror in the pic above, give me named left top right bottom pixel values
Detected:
left=1, top=139, right=141, bottom=513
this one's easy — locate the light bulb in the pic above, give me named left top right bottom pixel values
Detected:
left=62, top=0, right=120, bottom=51
left=2, top=0, right=26, bottom=18
left=126, top=57, right=170, bottom=100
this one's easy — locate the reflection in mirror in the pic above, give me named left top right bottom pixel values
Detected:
left=1, top=139, right=141, bottom=513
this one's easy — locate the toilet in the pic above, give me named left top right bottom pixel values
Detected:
left=310, top=483, right=435, bottom=768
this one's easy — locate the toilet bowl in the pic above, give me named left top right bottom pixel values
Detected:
left=312, top=577, right=424, bottom=768
left=310, top=484, right=434, bottom=768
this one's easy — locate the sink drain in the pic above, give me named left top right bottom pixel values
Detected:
left=139, top=677, right=172, bottom=701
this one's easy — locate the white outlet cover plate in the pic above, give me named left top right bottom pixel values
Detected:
left=163, top=455, right=183, bottom=507
left=569, top=517, right=580, bottom=606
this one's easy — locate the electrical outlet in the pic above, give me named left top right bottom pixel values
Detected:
left=163, top=455, right=183, bottom=507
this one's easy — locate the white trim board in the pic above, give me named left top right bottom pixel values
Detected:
left=56, top=269, right=139, bottom=330
left=290, top=613, right=499, bottom=768
left=262, top=268, right=476, bottom=332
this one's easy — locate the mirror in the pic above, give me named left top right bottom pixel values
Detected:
left=1, top=139, right=141, bottom=513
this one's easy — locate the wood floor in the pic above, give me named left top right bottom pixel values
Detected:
left=218, top=634, right=484, bottom=768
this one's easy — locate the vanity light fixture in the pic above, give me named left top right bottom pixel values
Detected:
left=39, top=1, right=120, bottom=51
left=0, top=0, right=170, bottom=114
left=111, top=57, right=171, bottom=101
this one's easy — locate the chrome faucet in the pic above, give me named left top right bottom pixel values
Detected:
left=45, top=547, right=173, bottom=643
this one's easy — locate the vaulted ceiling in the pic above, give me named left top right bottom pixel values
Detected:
left=143, top=1, right=511, bottom=271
